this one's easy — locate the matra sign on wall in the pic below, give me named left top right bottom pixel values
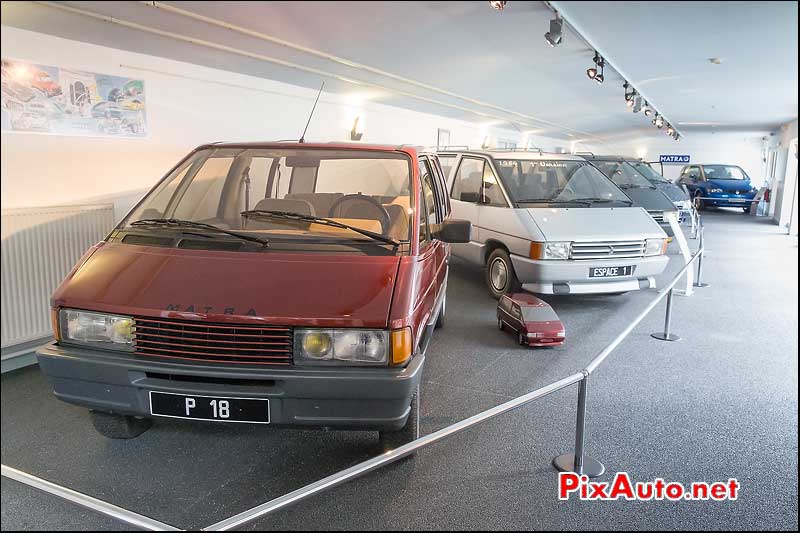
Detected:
left=660, top=155, right=690, bottom=163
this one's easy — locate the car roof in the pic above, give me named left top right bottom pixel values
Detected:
left=504, top=293, right=552, bottom=307
left=195, top=141, right=426, bottom=155
left=578, top=154, right=640, bottom=162
left=437, top=149, right=588, bottom=162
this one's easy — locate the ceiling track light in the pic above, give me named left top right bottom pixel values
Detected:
left=653, top=114, right=664, bottom=129
left=666, top=125, right=675, bottom=136
left=643, top=104, right=653, bottom=117
left=489, top=0, right=507, bottom=10
left=586, top=52, right=604, bottom=81
left=545, top=16, right=563, bottom=47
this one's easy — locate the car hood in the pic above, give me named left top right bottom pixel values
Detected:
left=708, top=179, right=753, bottom=193
left=618, top=187, right=677, bottom=212
left=52, top=242, right=400, bottom=328
left=526, top=207, right=666, bottom=241
left=653, top=181, right=690, bottom=203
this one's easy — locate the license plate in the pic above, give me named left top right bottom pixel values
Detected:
left=589, top=265, right=635, bottom=278
left=149, top=391, right=270, bottom=424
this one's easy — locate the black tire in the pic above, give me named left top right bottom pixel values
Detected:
left=498, top=318, right=504, bottom=331
left=743, top=206, right=751, bottom=214
left=379, top=384, right=419, bottom=453
left=485, top=248, right=520, bottom=299
left=434, top=291, right=445, bottom=329
left=90, top=411, right=152, bottom=439
left=694, top=191, right=705, bottom=211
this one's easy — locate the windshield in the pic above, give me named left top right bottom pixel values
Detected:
left=495, top=159, right=631, bottom=205
left=123, top=148, right=413, bottom=243
left=629, top=161, right=669, bottom=183
left=521, top=306, right=559, bottom=322
left=702, top=165, right=749, bottom=181
left=592, top=161, right=655, bottom=189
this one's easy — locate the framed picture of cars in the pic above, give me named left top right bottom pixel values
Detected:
left=0, top=58, right=147, bottom=137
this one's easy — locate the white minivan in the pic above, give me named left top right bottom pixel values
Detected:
left=437, top=150, right=670, bottom=298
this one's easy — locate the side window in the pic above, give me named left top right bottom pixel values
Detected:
left=438, top=154, right=457, bottom=179
left=428, top=155, right=451, bottom=218
left=418, top=158, right=437, bottom=243
left=500, top=296, right=512, bottom=313
left=173, top=156, right=233, bottom=221
left=451, top=157, right=483, bottom=202
left=686, top=166, right=701, bottom=180
left=482, top=163, right=507, bottom=207
left=512, top=304, right=522, bottom=319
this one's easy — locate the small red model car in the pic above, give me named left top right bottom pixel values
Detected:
left=497, top=293, right=565, bottom=347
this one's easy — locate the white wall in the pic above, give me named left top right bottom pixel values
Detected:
left=1, top=26, right=572, bottom=220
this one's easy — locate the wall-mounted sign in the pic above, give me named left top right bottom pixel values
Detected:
left=660, top=154, right=690, bottom=163
left=1, top=58, right=147, bottom=137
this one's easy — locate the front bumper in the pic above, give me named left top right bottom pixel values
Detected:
left=704, top=194, right=756, bottom=208
left=36, top=342, right=423, bottom=431
left=510, top=254, right=669, bottom=295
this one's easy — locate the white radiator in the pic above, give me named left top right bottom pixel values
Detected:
left=1, top=204, right=115, bottom=352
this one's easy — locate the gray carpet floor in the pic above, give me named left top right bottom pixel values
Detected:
left=2, top=209, right=797, bottom=530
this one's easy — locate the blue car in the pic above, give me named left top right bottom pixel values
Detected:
left=678, top=164, right=758, bottom=213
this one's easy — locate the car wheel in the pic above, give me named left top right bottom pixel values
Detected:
left=486, top=248, right=520, bottom=300
left=90, top=411, right=152, bottom=439
left=434, top=291, right=445, bottom=329
left=378, top=384, right=419, bottom=454
left=498, top=318, right=504, bottom=331
left=518, top=332, right=527, bottom=346
left=742, top=206, right=752, bottom=214
left=694, top=191, right=705, bottom=211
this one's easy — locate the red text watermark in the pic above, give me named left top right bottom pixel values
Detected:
left=558, top=472, right=740, bottom=501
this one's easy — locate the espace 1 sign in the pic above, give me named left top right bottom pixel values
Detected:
left=660, top=155, right=690, bottom=163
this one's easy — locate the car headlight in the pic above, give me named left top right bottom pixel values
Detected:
left=59, top=309, right=134, bottom=351
left=294, top=329, right=393, bottom=366
left=645, top=238, right=667, bottom=256
left=708, top=188, right=723, bottom=194
left=530, top=241, right=571, bottom=260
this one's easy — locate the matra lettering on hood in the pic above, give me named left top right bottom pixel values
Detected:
left=165, top=304, right=258, bottom=316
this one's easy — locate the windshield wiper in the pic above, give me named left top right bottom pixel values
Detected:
left=518, top=198, right=600, bottom=206
left=618, top=183, right=656, bottom=190
left=240, top=210, right=400, bottom=246
left=580, top=197, right=634, bottom=205
left=130, top=219, right=270, bottom=247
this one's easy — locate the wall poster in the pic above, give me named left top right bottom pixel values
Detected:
left=1, top=58, right=147, bottom=137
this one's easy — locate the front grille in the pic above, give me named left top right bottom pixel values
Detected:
left=570, top=240, right=646, bottom=260
left=133, top=317, right=293, bottom=366
left=647, top=210, right=665, bottom=223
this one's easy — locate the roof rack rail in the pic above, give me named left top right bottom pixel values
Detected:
left=487, top=147, right=545, bottom=154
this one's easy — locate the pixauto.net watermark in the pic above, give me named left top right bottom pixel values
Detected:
left=559, top=472, right=740, bottom=501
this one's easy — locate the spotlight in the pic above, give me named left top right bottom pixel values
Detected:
left=643, top=105, right=653, bottom=117
left=666, top=125, right=675, bottom=136
left=626, top=97, right=635, bottom=108
left=653, top=114, right=664, bottom=128
left=545, top=16, right=563, bottom=47
left=595, top=70, right=604, bottom=84
left=586, top=53, right=603, bottom=81
left=489, top=0, right=507, bottom=10
left=675, top=133, right=681, bottom=142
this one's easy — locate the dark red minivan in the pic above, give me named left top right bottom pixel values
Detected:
left=37, top=142, right=469, bottom=451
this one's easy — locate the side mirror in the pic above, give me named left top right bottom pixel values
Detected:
left=433, top=219, right=471, bottom=243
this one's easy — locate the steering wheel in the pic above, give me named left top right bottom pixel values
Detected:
left=327, top=194, right=391, bottom=234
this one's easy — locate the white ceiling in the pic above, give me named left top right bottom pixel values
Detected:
left=1, top=1, right=797, bottom=142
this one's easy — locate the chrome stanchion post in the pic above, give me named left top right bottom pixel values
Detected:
left=552, top=374, right=605, bottom=478
left=694, top=223, right=709, bottom=287
left=651, top=288, right=681, bottom=341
